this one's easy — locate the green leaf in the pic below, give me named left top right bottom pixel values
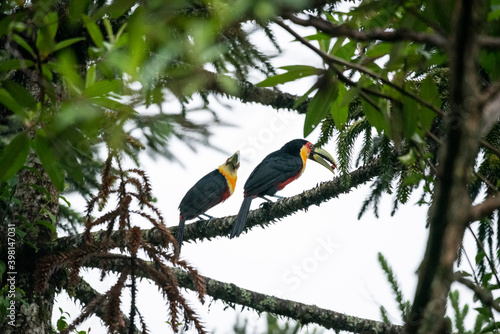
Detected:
left=36, top=12, right=59, bottom=59
left=0, top=59, right=34, bottom=72
left=330, top=82, right=349, bottom=130
left=83, top=79, right=121, bottom=98
left=0, top=88, right=28, bottom=118
left=82, top=15, right=104, bottom=48
left=361, top=97, right=388, bottom=134
left=56, top=317, right=68, bottom=331
left=402, top=96, right=418, bottom=139
left=0, top=132, right=30, bottom=182
left=45, top=12, right=59, bottom=40
left=55, top=52, right=84, bottom=94
left=257, top=66, right=322, bottom=87
left=419, top=76, right=439, bottom=132
left=475, top=250, right=486, bottom=264
left=37, top=220, right=57, bottom=234
left=59, top=195, right=71, bottom=207
left=99, top=0, right=137, bottom=19
left=32, top=131, right=65, bottom=191
left=54, top=37, right=85, bottom=52
left=481, top=321, right=500, bottom=333
left=292, top=83, right=318, bottom=110
left=487, top=6, right=500, bottom=21
left=85, top=64, right=97, bottom=89
left=366, top=42, right=393, bottom=58
left=304, top=78, right=339, bottom=137
left=12, top=34, right=34, bottom=56
left=92, top=97, right=136, bottom=114
left=334, top=40, right=356, bottom=61
left=4, top=81, right=36, bottom=110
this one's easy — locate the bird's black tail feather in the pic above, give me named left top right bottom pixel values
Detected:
left=176, top=216, right=186, bottom=253
left=230, top=197, right=253, bottom=239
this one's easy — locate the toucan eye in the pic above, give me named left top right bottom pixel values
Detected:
left=309, top=143, right=313, bottom=149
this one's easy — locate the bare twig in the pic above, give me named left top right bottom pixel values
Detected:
left=283, top=14, right=447, bottom=47
left=453, top=272, right=500, bottom=313
left=466, top=226, right=500, bottom=288
left=274, top=19, right=445, bottom=117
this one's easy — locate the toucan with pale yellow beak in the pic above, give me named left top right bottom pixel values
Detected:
left=178, top=151, right=240, bottom=250
left=230, top=139, right=336, bottom=238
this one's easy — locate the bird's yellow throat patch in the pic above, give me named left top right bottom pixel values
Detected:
left=218, top=165, right=237, bottom=195
left=299, top=146, right=309, bottom=173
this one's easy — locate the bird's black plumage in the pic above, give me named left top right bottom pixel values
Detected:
left=177, top=169, right=230, bottom=251
left=230, top=139, right=311, bottom=238
left=179, top=169, right=228, bottom=220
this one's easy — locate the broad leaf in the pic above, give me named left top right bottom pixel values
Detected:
left=0, top=132, right=30, bottom=182
left=0, top=59, right=34, bottom=72
left=257, top=65, right=322, bottom=87
left=0, top=88, right=28, bottom=118
left=36, top=12, right=59, bottom=59
left=12, top=34, right=34, bottom=56
left=419, top=76, right=439, bottom=133
left=54, top=37, right=85, bottom=52
left=32, top=131, right=65, bottom=191
left=82, top=15, right=104, bottom=48
left=361, top=96, right=388, bottom=134
left=402, top=96, right=418, bottom=139
left=4, top=81, right=36, bottom=110
left=83, top=79, right=121, bottom=98
left=330, top=82, right=349, bottom=130
left=304, top=78, right=339, bottom=137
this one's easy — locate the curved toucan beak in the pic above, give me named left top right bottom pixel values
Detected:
left=226, top=151, right=240, bottom=170
left=309, top=147, right=337, bottom=174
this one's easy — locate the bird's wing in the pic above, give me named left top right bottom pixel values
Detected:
left=179, top=170, right=228, bottom=219
left=244, top=153, right=303, bottom=196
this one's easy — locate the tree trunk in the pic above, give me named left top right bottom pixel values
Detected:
left=1, top=152, right=59, bottom=333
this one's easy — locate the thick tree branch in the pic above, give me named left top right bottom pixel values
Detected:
left=479, top=35, right=500, bottom=49
left=406, top=1, right=484, bottom=333
left=468, top=194, right=500, bottom=223
left=174, top=267, right=404, bottom=334
left=54, top=156, right=387, bottom=253
left=201, top=72, right=310, bottom=114
left=283, top=14, right=447, bottom=47
left=81, top=256, right=404, bottom=334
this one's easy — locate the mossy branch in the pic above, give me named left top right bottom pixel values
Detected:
left=79, top=256, right=404, bottom=334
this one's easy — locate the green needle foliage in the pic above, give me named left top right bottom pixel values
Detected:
left=377, top=253, right=411, bottom=324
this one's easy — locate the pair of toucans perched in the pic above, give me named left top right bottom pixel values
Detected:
left=176, top=139, right=337, bottom=251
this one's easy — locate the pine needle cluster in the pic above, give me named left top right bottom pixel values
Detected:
left=35, top=152, right=206, bottom=334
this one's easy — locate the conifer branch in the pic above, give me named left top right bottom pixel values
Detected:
left=81, top=257, right=404, bottom=334
left=202, top=72, right=310, bottom=113
left=61, top=275, right=141, bottom=334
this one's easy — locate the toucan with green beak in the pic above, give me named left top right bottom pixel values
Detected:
left=230, top=139, right=336, bottom=239
left=178, top=151, right=240, bottom=251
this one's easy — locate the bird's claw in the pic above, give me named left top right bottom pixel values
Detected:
left=196, top=214, right=215, bottom=228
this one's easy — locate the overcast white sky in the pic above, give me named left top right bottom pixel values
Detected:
left=53, top=13, right=482, bottom=334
